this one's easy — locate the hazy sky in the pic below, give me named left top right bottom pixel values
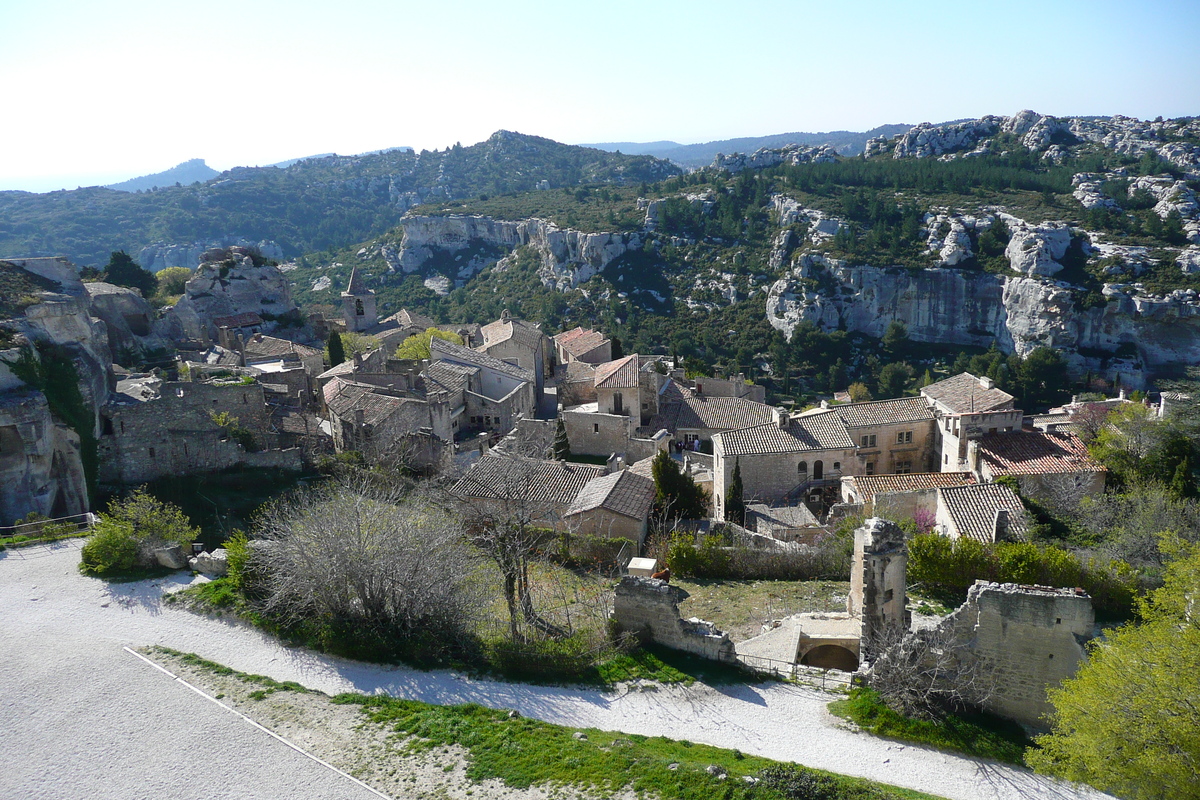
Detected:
left=2, top=0, right=1198, bottom=192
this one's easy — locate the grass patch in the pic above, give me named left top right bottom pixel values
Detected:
left=334, top=692, right=944, bottom=800
left=675, top=578, right=851, bottom=641
left=828, top=688, right=1032, bottom=765
left=150, top=646, right=310, bottom=698
left=166, top=576, right=240, bottom=610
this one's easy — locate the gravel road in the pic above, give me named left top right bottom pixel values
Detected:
left=0, top=540, right=1110, bottom=800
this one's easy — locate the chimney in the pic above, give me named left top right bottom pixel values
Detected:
left=993, top=508, right=1011, bottom=542
left=979, top=375, right=995, bottom=390
left=353, top=351, right=363, bottom=369
left=354, top=408, right=365, bottom=427
left=1118, top=388, right=1126, bottom=401
left=966, top=440, right=982, bottom=477
left=774, top=406, right=788, bottom=429
left=820, top=399, right=829, bottom=409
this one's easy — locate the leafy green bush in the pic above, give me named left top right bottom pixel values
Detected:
left=79, top=490, right=199, bottom=575
left=907, top=534, right=1137, bottom=618
left=80, top=519, right=139, bottom=574
left=666, top=532, right=731, bottom=577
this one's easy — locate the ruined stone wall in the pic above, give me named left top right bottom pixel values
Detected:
left=99, top=382, right=273, bottom=485
left=948, top=582, right=1095, bottom=729
left=849, top=518, right=910, bottom=660
left=613, top=577, right=736, bottom=662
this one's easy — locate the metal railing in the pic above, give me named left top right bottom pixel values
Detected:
left=737, top=652, right=854, bottom=691
left=0, top=512, right=98, bottom=539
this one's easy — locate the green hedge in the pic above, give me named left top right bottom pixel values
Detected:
left=907, top=534, right=1138, bottom=618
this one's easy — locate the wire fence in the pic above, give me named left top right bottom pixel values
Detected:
left=0, top=512, right=98, bottom=539
left=736, top=652, right=854, bottom=691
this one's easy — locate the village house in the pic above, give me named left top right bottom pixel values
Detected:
left=428, top=337, right=538, bottom=440
left=561, top=469, right=656, bottom=545
left=322, top=376, right=452, bottom=471
left=647, top=380, right=777, bottom=452
left=921, top=372, right=1023, bottom=471
left=452, top=453, right=606, bottom=529
left=340, top=267, right=377, bottom=333
left=476, top=311, right=550, bottom=397
left=934, top=482, right=1030, bottom=543
left=553, top=327, right=611, bottom=366
left=829, top=396, right=936, bottom=476
left=712, top=408, right=858, bottom=519
left=970, top=429, right=1106, bottom=502
left=840, top=471, right=976, bottom=519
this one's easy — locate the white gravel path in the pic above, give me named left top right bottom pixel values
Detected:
left=0, top=541, right=1111, bottom=800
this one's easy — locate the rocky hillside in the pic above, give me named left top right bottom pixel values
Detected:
left=0, top=132, right=680, bottom=269
left=288, top=111, right=1200, bottom=389
left=105, top=159, right=220, bottom=193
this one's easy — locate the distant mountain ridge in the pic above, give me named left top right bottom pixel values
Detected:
left=580, top=125, right=914, bottom=167
left=105, top=159, right=219, bottom=192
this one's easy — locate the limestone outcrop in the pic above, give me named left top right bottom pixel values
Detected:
left=765, top=255, right=1200, bottom=386
left=138, top=238, right=284, bottom=272
left=84, top=283, right=173, bottom=363
left=384, top=214, right=645, bottom=291
left=0, top=391, right=89, bottom=523
left=163, top=249, right=297, bottom=340
left=711, top=144, right=839, bottom=173
left=1002, top=215, right=1073, bottom=277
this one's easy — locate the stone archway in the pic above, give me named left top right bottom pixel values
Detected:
left=800, top=644, right=858, bottom=672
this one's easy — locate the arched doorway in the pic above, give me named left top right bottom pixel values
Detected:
left=800, top=644, right=858, bottom=672
left=813, top=460, right=824, bottom=480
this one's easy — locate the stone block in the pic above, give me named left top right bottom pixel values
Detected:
left=189, top=548, right=229, bottom=576
left=154, top=544, right=188, bottom=570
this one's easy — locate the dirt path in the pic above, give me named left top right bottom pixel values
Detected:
left=0, top=541, right=1110, bottom=800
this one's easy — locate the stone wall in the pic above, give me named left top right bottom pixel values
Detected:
left=613, top=576, right=737, bottom=662
left=99, top=381, right=275, bottom=485
left=563, top=409, right=635, bottom=457
left=924, top=581, right=1095, bottom=729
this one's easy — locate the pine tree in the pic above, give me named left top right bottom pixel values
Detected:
left=726, top=459, right=746, bottom=526
left=104, top=250, right=157, bottom=297
left=552, top=417, right=571, bottom=460
left=327, top=331, right=346, bottom=367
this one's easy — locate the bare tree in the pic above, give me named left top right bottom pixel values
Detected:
left=447, top=453, right=571, bottom=642
left=865, top=619, right=996, bottom=720
left=252, top=476, right=481, bottom=659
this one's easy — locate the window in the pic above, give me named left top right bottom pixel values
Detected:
left=797, top=461, right=808, bottom=476
left=896, top=460, right=912, bottom=474
left=832, top=461, right=841, bottom=471
left=897, top=430, right=912, bottom=444
left=866, top=462, right=875, bottom=475
left=594, top=423, right=599, bottom=433
left=861, top=434, right=876, bottom=448
left=355, top=299, right=365, bottom=316
left=148, top=447, right=156, bottom=458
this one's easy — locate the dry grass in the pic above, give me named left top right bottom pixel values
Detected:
left=674, top=578, right=851, bottom=641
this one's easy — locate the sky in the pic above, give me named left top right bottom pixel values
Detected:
left=2, top=0, right=1198, bottom=192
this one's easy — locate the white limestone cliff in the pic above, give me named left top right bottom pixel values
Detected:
left=164, top=250, right=297, bottom=340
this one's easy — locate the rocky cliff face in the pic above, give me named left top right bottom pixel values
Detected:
left=382, top=214, right=646, bottom=291
left=765, top=255, right=1200, bottom=386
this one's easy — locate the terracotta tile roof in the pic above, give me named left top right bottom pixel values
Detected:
left=564, top=470, right=655, bottom=521
left=430, top=337, right=533, bottom=382
left=939, top=483, right=1029, bottom=543
left=243, top=333, right=321, bottom=360
left=594, top=355, right=640, bottom=389
left=717, top=411, right=856, bottom=457
left=921, top=372, right=1014, bottom=414
left=847, top=472, right=975, bottom=504
left=323, top=377, right=417, bottom=427
left=453, top=455, right=605, bottom=506
left=212, top=312, right=263, bottom=329
left=554, top=327, right=610, bottom=358
left=834, top=396, right=934, bottom=428
left=977, top=430, right=1105, bottom=476
left=649, top=380, right=775, bottom=432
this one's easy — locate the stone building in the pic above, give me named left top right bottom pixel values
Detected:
left=477, top=311, right=549, bottom=397
left=341, top=267, right=377, bottom=332
left=971, top=429, right=1106, bottom=503
left=594, top=354, right=641, bottom=417
left=98, top=376, right=299, bottom=485
left=562, top=469, right=656, bottom=545
left=452, top=454, right=606, bottom=529
left=428, top=337, right=538, bottom=439
left=840, top=471, right=975, bottom=519
left=691, top=373, right=766, bottom=404
left=712, top=409, right=857, bottom=519
left=647, top=380, right=776, bottom=451
left=934, top=482, right=1030, bottom=543
left=553, top=327, right=611, bottom=365
left=921, top=372, right=1023, bottom=471
left=322, top=376, right=452, bottom=470
left=831, top=396, right=936, bottom=475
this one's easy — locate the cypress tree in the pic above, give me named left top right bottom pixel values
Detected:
left=726, top=459, right=746, bottom=526
left=327, top=331, right=346, bottom=367
left=552, top=417, right=571, bottom=460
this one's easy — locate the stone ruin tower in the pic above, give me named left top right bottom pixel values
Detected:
left=341, top=266, right=377, bottom=332
left=848, top=517, right=910, bottom=661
